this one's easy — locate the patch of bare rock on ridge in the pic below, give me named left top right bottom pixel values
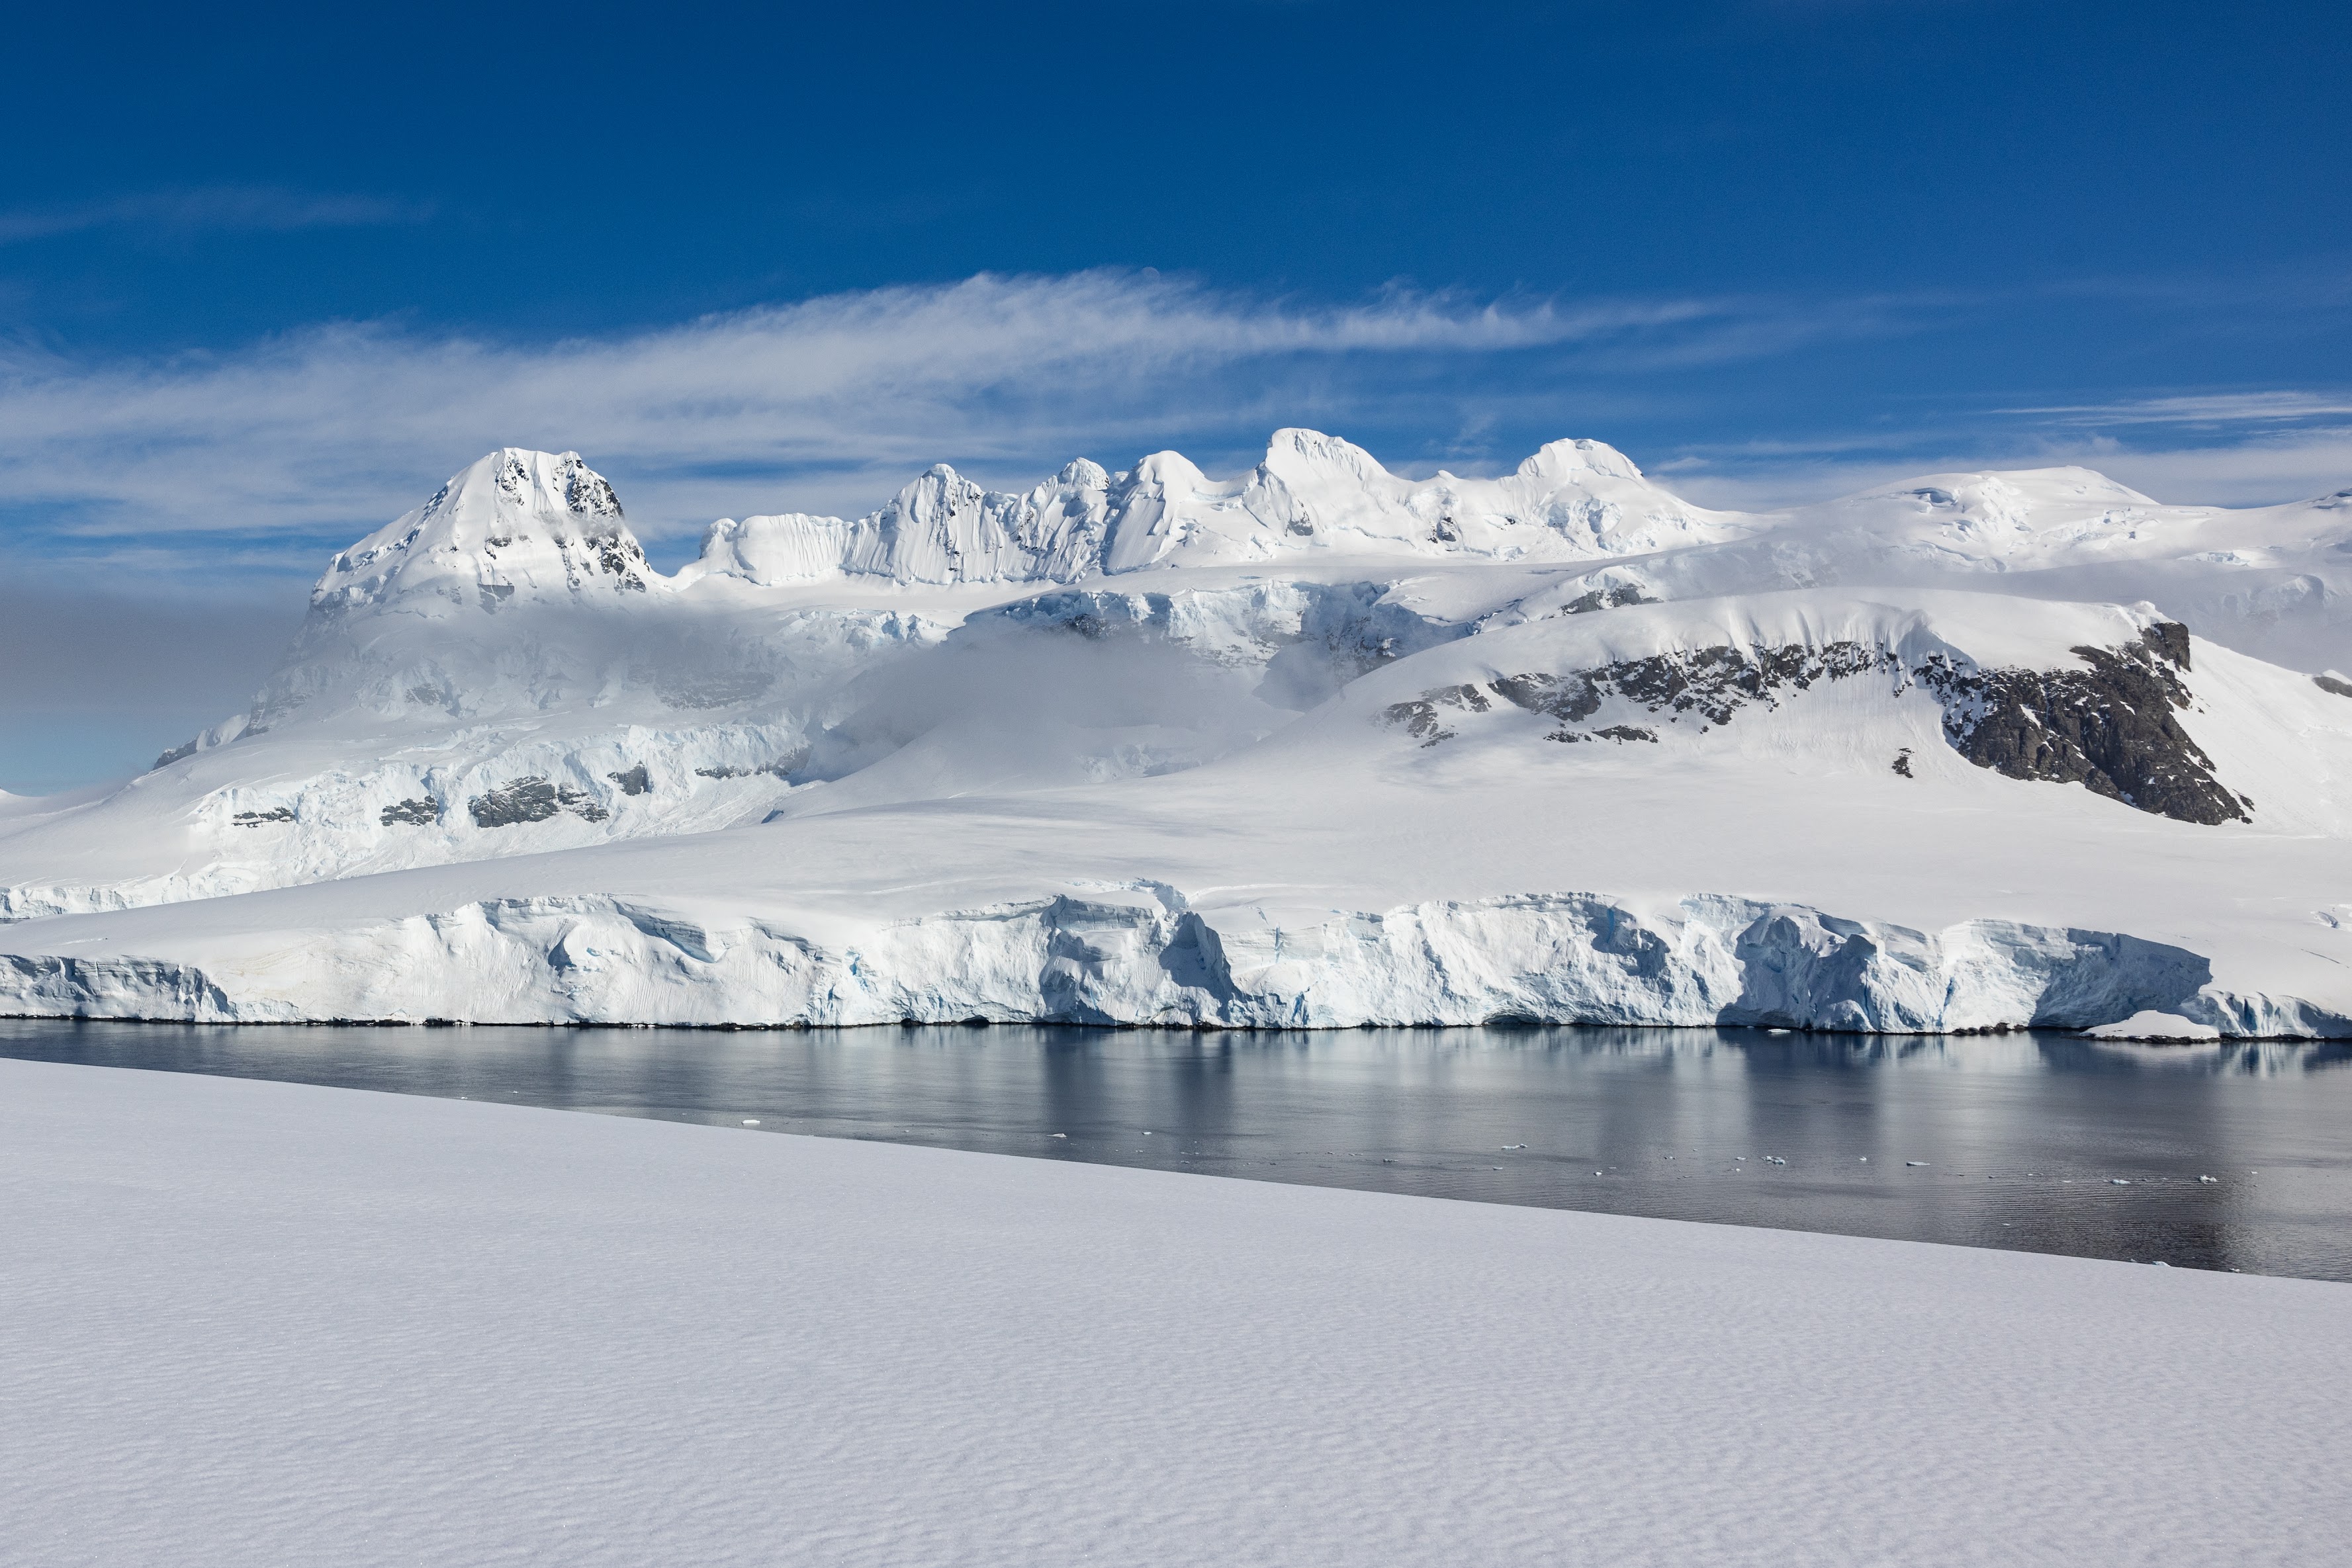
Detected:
left=1919, top=625, right=2249, bottom=825
left=1384, top=623, right=2248, bottom=826
left=468, top=777, right=610, bottom=828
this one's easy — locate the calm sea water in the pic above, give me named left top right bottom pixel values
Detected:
left=6, top=1019, right=2349, bottom=1280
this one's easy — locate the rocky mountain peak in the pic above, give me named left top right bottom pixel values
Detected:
left=310, top=449, right=655, bottom=617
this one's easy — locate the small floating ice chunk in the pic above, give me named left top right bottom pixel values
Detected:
left=1907, top=1161, right=1930, bottom=1168
left=741, top=1119, right=760, bottom=1126
left=2199, top=1174, right=2218, bottom=1183
left=1050, top=1133, right=1067, bottom=1139
left=2110, top=1178, right=2132, bottom=1186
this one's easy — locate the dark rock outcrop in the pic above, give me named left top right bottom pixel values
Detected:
left=1562, top=585, right=1654, bottom=615
left=1917, top=624, right=2247, bottom=825
left=380, top=797, right=441, bottom=826
left=1484, top=641, right=1891, bottom=736
left=468, top=778, right=609, bottom=828
left=1384, top=621, right=2246, bottom=826
left=1378, top=685, right=1490, bottom=746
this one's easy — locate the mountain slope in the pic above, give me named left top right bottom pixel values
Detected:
left=3, top=434, right=2349, bottom=1035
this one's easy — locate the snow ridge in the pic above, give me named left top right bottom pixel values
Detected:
left=695, top=429, right=1748, bottom=587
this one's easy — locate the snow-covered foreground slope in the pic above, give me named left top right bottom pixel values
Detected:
left=5, top=435, right=2352, bottom=1032
left=3, top=1059, right=2341, bottom=1568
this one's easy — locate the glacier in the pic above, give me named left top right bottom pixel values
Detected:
left=5, top=432, right=2352, bottom=1035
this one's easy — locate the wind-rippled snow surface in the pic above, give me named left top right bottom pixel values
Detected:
left=2, top=1059, right=2345, bottom=1567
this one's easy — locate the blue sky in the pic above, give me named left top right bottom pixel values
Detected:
left=3, top=0, right=2349, bottom=789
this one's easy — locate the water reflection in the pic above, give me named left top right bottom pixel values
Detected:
left=5, top=1020, right=2347, bottom=1280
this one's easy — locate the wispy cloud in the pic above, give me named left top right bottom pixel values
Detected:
left=0, top=270, right=1765, bottom=573
left=5, top=268, right=2348, bottom=589
left=1661, top=418, right=2352, bottom=511
left=1996, top=391, right=2352, bottom=425
left=0, top=186, right=431, bottom=246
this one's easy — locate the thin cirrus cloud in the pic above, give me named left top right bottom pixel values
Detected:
left=1614, top=367, right=2352, bottom=511
left=3, top=267, right=2347, bottom=591
left=0, top=269, right=1742, bottom=574
left=0, top=185, right=433, bottom=246
left=1994, top=391, right=2352, bottom=425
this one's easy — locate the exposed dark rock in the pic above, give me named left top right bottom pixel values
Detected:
left=2140, top=621, right=2192, bottom=671
left=593, top=535, right=650, bottom=588
left=1378, top=684, right=1490, bottom=746
left=608, top=765, right=651, bottom=796
left=1488, top=672, right=1602, bottom=723
left=380, top=797, right=440, bottom=826
left=468, top=777, right=608, bottom=828
left=1915, top=623, right=2245, bottom=825
left=693, top=750, right=808, bottom=781
left=476, top=583, right=515, bottom=611
left=152, top=741, right=198, bottom=770
left=2316, top=674, right=2352, bottom=699
left=1562, top=585, right=1655, bottom=615
left=232, top=806, right=294, bottom=826
left=566, top=466, right=622, bottom=519
left=1488, top=642, right=1891, bottom=730
left=1388, top=621, right=2241, bottom=826
left=471, top=779, right=559, bottom=826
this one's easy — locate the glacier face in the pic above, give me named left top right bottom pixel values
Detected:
left=5, top=431, right=2352, bottom=1035
left=0, top=890, right=2241, bottom=1033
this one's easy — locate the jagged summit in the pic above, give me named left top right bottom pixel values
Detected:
left=312, top=449, right=654, bottom=616
left=689, top=429, right=1746, bottom=588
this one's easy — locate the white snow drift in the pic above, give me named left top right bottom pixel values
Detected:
left=5, top=433, right=2352, bottom=1033
left=3, top=1059, right=2343, bottom=1568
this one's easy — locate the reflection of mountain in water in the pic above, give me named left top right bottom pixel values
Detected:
left=4, top=1019, right=2347, bottom=1280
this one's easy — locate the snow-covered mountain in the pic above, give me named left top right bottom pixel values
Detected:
left=5, top=431, right=2351, bottom=1036
left=692, top=429, right=1748, bottom=588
